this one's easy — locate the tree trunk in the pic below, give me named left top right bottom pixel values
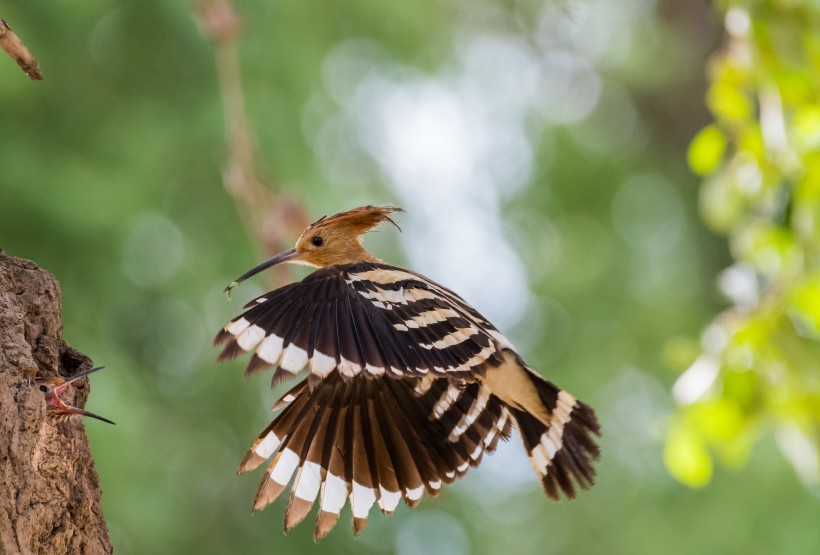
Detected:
left=0, top=254, right=112, bottom=555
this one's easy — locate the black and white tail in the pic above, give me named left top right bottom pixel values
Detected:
left=499, top=365, right=600, bottom=499
left=509, top=405, right=599, bottom=499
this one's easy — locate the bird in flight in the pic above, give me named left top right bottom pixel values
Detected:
left=37, top=366, right=115, bottom=425
left=216, top=205, right=600, bottom=541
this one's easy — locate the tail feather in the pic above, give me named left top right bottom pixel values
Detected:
left=507, top=372, right=600, bottom=500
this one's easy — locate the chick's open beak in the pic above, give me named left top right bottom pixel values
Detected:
left=53, top=365, right=106, bottom=396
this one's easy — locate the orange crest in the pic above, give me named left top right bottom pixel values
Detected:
left=305, top=206, right=403, bottom=238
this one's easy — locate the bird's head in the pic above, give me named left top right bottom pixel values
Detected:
left=37, top=366, right=116, bottom=425
left=226, top=205, right=402, bottom=293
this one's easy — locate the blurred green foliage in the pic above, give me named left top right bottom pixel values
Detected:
left=670, top=1, right=820, bottom=493
left=1, top=1, right=819, bottom=554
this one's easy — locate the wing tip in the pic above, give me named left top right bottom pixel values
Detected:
left=352, top=516, right=369, bottom=536
left=284, top=496, right=314, bottom=534
left=214, top=329, right=231, bottom=346
left=244, top=354, right=272, bottom=378
left=271, top=366, right=298, bottom=388
left=314, top=511, right=340, bottom=542
left=253, top=477, right=286, bottom=512
left=238, top=451, right=266, bottom=475
left=217, top=341, right=245, bottom=363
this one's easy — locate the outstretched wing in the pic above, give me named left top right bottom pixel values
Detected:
left=215, top=262, right=507, bottom=385
left=238, top=373, right=513, bottom=540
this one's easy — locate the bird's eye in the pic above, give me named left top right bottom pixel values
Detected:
left=39, top=385, right=48, bottom=392
left=311, top=236, right=324, bottom=247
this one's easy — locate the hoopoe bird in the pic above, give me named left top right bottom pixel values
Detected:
left=216, top=206, right=600, bottom=540
left=37, top=366, right=115, bottom=425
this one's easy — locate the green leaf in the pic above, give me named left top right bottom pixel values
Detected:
left=688, top=125, right=728, bottom=175
left=794, top=106, right=820, bottom=151
left=789, top=275, right=820, bottom=339
left=664, top=419, right=714, bottom=488
left=707, top=82, right=753, bottom=125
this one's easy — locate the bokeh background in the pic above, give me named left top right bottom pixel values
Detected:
left=3, top=0, right=820, bottom=553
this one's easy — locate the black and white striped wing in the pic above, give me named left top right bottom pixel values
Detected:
left=238, top=373, right=513, bottom=540
left=215, top=262, right=507, bottom=384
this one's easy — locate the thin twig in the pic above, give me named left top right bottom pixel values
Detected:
left=195, top=0, right=309, bottom=285
left=0, top=20, right=43, bottom=80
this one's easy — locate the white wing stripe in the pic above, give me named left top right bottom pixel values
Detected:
left=320, top=472, right=347, bottom=515
left=225, top=317, right=250, bottom=336
left=255, top=432, right=282, bottom=458
left=310, top=351, right=336, bottom=377
left=432, top=386, right=459, bottom=419
left=378, top=487, right=402, bottom=513
left=350, top=481, right=377, bottom=518
left=270, top=448, right=300, bottom=486
left=338, top=356, right=362, bottom=378
left=257, top=334, right=284, bottom=364
left=448, top=386, right=490, bottom=442
left=484, top=410, right=508, bottom=447
left=293, top=461, right=322, bottom=502
left=351, top=269, right=418, bottom=284
left=280, top=344, right=308, bottom=373
left=405, top=485, right=424, bottom=501
left=237, top=324, right=266, bottom=351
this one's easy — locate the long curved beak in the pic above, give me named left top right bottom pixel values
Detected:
left=224, top=248, right=297, bottom=295
left=70, top=407, right=116, bottom=425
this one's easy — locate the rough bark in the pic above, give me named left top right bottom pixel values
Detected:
left=0, top=254, right=111, bottom=555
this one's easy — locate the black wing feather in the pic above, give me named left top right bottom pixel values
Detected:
left=216, top=262, right=505, bottom=384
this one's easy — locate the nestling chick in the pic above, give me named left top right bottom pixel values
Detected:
left=37, top=366, right=115, bottom=425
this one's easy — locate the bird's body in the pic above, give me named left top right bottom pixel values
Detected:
left=216, top=206, right=600, bottom=540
